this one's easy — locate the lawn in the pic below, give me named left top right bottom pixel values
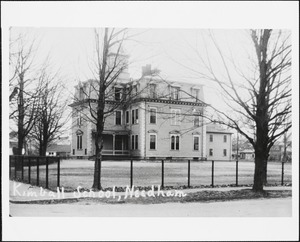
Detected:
left=10, top=159, right=292, bottom=191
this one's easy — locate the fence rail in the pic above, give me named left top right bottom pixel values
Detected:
left=10, top=155, right=60, bottom=189
left=9, top=156, right=290, bottom=190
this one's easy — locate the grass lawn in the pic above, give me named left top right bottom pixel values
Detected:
left=11, top=159, right=292, bottom=191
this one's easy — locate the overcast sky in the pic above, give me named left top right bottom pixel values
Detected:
left=9, top=27, right=255, bottom=112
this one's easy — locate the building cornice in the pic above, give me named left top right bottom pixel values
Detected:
left=69, top=97, right=207, bottom=108
left=136, top=98, right=207, bottom=107
left=69, top=99, right=120, bottom=107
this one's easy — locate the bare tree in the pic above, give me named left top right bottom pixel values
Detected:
left=188, top=29, right=291, bottom=192
left=9, top=32, right=41, bottom=155
left=71, top=28, right=161, bottom=189
left=30, top=62, right=69, bottom=156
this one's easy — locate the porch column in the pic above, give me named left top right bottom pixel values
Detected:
left=112, top=134, right=115, bottom=155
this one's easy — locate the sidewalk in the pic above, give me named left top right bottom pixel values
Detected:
left=9, top=180, right=292, bottom=203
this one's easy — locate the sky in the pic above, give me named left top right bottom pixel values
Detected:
left=9, top=27, right=254, bottom=112
left=8, top=26, right=294, bottom=139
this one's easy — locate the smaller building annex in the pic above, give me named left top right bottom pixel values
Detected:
left=206, top=124, right=233, bottom=161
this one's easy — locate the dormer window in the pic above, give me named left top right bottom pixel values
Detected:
left=132, top=85, right=138, bottom=97
left=149, top=84, right=157, bottom=98
left=192, top=88, right=200, bottom=102
left=114, top=87, right=122, bottom=101
left=171, top=86, right=180, bottom=100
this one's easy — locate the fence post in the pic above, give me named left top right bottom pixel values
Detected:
left=37, top=157, right=40, bottom=186
left=211, top=160, right=214, bottom=188
left=57, top=157, right=60, bottom=188
left=21, top=156, right=24, bottom=180
left=236, top=160, right=238, bottom=186
left=9, top=156, right=12, bottom=179
left=130, top=159, right=133, bottom=188
left=46, top=156, right=49, bottom=189
left=97, top=158, right=101, bottom=190
left=14, top=156, right=17, bottom=179
left=28, top=157, right=31, bottom=183
left=188, top=160, right=191, bottom=188
left=161, top=160, right=164, bottom=188
left=281, top=161, right=284, bottom=186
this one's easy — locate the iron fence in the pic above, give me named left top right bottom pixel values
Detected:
left=9, top=156, right=290, bottom=190
left=9, top=155, right=60, bottom=189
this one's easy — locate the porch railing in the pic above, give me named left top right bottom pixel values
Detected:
left=102, top=149, right=130, bottom=155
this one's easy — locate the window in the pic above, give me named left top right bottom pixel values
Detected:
left=193, top=136, right=200, bottom=151
left=130, top=135, right=138, bottom=150
left=131, top=135, right=135, bottom=150
left=209, top=134, right=213, bottom=142
left=223, top=135, right=227, bottom=143
left=77, top=135, right=82, bottom=150
left=223, top=149, right=227, bottom=156
left=135, top=135, right=138, bottom=150
left=150, top=134, right=156, bottom=150
left=114, top=87, right=122, bottom=101
left=132, top=110, right=135, bottom=124
left=115, top=111, right=122, bottom=125
left=77, top=114, right=82, bottom=127
left=171, top=135, right=180, bottom=150
left=194, top=114, right=200, bottom=127
left=171, top=86, right=180, bottom=100
left=171, top=109, right=181, bottom=125
left=209, top=149, right=213, bottom=156
left=131, top=109, right=138, bottom=124
left=85, top=149, right=87, bottom=155
left=126, top=111, right=129, bottom=124
left=135, top=109, right=139, bottom=124
left=73, top=149, right=75, bottom=155
left=150, top=108, right=157, bottom=124
left=149, top=84, right=157, bottom=98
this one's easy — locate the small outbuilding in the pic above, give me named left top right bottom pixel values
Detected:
left=46, top=144, right=71, bottom=158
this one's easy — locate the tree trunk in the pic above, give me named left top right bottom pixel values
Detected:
left=92, top=135, right=103, bottom=190
left=263, top=160, right=268, bottom=185
left=17, top=135, right=24, bottom=155
left=39, top=143, right=47, bottom=157
left=252, top=30, right=271, bottom=192
left=253, top=153, right=264, bottom=191
left=92, top=89, right=105, bottom=190
left=91, top=28, right=108, bottom=190
left=17, top=74, right=25, bottom=155
left=253, top=128, right=269, bottom=192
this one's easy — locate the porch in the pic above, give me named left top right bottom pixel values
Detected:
left=92, top=131, right=130, bottom=156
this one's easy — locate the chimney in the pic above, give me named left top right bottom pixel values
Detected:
left=142, top=64, right=152, bottom=76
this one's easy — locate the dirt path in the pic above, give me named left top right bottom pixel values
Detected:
left=10, top=197, right=292, bottom=217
